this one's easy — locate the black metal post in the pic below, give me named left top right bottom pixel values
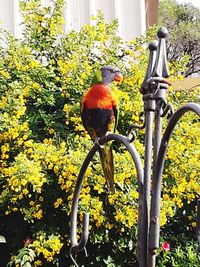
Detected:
left=146, top=27, right=170, bottom=267
left=140, top=40, right=157, bottom=266
left=142, top=104, right=154, bottom=265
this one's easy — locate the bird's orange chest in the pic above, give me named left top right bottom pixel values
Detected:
left=82, top=84, right=117, bottom=109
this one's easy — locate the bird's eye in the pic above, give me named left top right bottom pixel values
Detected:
left=110, top=69, right=117, bottom=74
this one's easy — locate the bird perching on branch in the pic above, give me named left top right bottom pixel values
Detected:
left=81, top=66, right=123, bottom=192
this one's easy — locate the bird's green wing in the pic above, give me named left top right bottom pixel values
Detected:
left=113, top=105, right=119, bottom=133
left=91, top=69, right=102, bottom=84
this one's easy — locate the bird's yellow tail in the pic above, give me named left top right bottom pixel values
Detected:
left=99, top=144, right=114, bottom=192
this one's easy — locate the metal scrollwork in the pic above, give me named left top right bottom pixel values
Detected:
left=69, top=134, right=144, bottom=266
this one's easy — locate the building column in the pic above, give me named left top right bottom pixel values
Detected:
left=145, top=0, right=159, bottom=29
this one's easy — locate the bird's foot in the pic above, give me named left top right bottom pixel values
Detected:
left=105, top=131, right=112, bottom=137
left=94, top=137, right=104, bottom=148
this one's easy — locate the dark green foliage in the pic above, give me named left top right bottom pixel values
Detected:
left=159, top=0, right=200, bottom=76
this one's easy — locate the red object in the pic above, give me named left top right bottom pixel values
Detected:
left=81, top=83, right=117, bottom=110
left=162, top=241, right=170, bottom=251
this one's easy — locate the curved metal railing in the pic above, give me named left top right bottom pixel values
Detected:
left=69, top=133, right=144, bottom=266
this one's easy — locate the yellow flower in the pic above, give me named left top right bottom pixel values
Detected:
left=48, top=128, right=55, bottom=134
left=34, top=260, right=42, bottom=266
left=54, top=198, right=63, bottom=208
left=115, top=210, right=125, bottom=222
left=192, top=222, right=196, bottom=228
left=32, top=82, right=41, bottom=91
left=33, top=210, right=43, bottom=220
left=30, top=59, right=40, bottom=69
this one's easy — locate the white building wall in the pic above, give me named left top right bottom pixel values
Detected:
left=0, top=0, right=146, bottom=40
left=0, top=0, right=15, bottom=34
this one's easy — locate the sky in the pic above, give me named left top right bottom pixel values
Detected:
left=176, top=0, right=200, bottom=9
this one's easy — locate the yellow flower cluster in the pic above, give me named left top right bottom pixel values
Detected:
left=159, top=89, right=200, bottom=225
left=32, top=233, right=63, bottom=262
left=57, top=58, right=78, bottom=77
left=20, top=0, right=64, bottom=38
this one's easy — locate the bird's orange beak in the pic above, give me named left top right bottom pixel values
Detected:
left=114, top=73, right=123, bottom=82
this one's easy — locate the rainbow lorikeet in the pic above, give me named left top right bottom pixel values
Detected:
left=81, top=66, right=123, bottom=191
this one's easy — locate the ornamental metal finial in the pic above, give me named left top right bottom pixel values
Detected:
left=152, top=27, right=169, bottom=78
left=141, top=40, right=158, bottom=94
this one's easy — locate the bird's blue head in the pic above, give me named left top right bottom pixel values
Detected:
left=92, top=66, right=123, bottom=85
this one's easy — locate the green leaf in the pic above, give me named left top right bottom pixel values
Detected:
left=27, top=248, right=36, bottom=261
left=18, top=249, right=29, bottom=259
left=22, top=262, right=32, bottom=267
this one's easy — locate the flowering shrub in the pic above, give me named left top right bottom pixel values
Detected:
left=0, top=0, right=199, bottom=266
left=157, top=239, right=199, bottom=267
